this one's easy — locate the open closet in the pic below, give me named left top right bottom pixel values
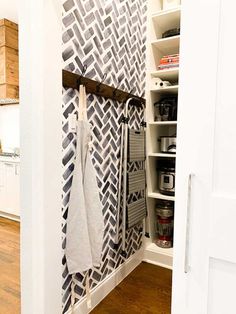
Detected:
left=61, top=0, right=182, bottom=312
left=18, top=0, right=236, bottom=313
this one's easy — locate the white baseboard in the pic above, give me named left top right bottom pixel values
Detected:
left=65, top=249, right=143, bottom=314
left=143, top=254, right=173, bottom=270
left=0, top=211, right=20, bottom=222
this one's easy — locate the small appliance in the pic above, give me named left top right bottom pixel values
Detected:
left=162, top=28, right=180, bottom=38
left=159, top=168, right=175, bottom=195
left=159, top=136, right=176, bottom=153
left=154, top=97, right=178, bottom=121
left=151, top=78, right=171, bottom=90
left=158, top=159, right=176, bottom=196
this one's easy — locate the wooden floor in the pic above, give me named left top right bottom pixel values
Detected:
left=0, top=217, right=20, bottom=313
left=0, top=218, right=172, bottom=314
left=92, top=262, right=172, bottom=314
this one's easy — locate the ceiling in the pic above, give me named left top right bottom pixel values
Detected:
left=0, top=0, right=18, bottom=23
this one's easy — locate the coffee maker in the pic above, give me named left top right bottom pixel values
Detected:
left=154, top=97, right=178, bottom=121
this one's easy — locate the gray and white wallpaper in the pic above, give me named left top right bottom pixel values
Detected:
left=62, top=0, right=147, bottom=312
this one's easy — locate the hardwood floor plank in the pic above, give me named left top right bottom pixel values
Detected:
left=0, top=217, right=20, bottom=313
left=92, top=262, right=172, bottom=314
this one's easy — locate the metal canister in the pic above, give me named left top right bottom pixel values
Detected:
left=155, top=201, right=174, bottom=248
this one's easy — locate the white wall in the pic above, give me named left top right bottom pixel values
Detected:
left=0, top=106, right=20, bottom=151
left=0, top=0, right=18, bottom=22
left=20, top=0, right=61, bottom=313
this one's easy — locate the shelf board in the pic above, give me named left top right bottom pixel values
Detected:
left=152, top=6, right=181, bottom=18
left=148, top=121, right=177, bottom=126
left=151, top=68, right=179, bottom=81
left=152, top=7, right=181, bottom=34
left=151, top=35, right=180, bottom=54
left=148, top=153, right=176, bottom=158
left=146, top=242, right=173, bottom=257
left=150, top=85, right=178, bottom=94
left=148, top=191, right=175, bottom=201
left=143, top=240, right=173, bottom=269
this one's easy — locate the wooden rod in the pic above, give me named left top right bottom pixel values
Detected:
left=62, top=69, right=146, bottom=105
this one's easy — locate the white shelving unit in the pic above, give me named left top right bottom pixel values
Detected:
left=151, top=68, right=179, bottom=81
left=150, top=85, right=179, bottom=94
left=148, top=192, right=175, bottom=202
left=149, top=121, right=177, bottom=126
left=151, top=35, right=180, bottom=54
left=144, top=0, right=181, bottom=269
left=152, top=7, right=181, bottom=40
left=148, top=153, right=176, bottom=158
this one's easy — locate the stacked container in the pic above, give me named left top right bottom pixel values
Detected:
left=155, top=200, right=174, bottom=248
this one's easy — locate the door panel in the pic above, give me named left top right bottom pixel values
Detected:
left=172, top=0, right=236, bottom=313
left=212, top=0, right=236, bottom=195
left=208, top=258, right=236, bottom=314
left=172, top=0, right=221, bottom=313
left=209, top=197, right=236, bottom=263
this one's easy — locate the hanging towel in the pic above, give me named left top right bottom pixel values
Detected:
left=65, top=85, right=104, bottom=275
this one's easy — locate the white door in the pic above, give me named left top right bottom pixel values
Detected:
left=172, top=0, right=236, bottom=313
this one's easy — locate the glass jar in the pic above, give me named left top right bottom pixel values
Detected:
left=155, top=200, right=174, bottom=248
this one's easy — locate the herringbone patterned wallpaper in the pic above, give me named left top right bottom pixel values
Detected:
left=62, top=0, right=147, bottom=312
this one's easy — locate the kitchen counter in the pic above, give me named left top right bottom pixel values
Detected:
left=0, top=155, right=20, bottom=219
left=0, top=155, right=20, bottom=163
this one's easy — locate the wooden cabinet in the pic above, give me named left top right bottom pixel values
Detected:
left=0, top=19, right=18, bottom=49
left=0, top=160, right=20, bottom=217
left=0, top=19, right=19, bottom=102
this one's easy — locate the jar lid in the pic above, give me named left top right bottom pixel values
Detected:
left=160, top=167, right=175, bottom=171
left=156, top=200, right=174, bottom=209
left=156, top=208, right=173, bottom=218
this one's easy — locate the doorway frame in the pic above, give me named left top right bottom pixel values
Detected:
left=19, top=1, right=62, bottom=313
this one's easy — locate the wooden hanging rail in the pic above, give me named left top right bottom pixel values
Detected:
left=62, top=69, right=146, bottom=105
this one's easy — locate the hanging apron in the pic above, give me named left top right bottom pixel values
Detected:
left=65, top=85, right=104, bottom=275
